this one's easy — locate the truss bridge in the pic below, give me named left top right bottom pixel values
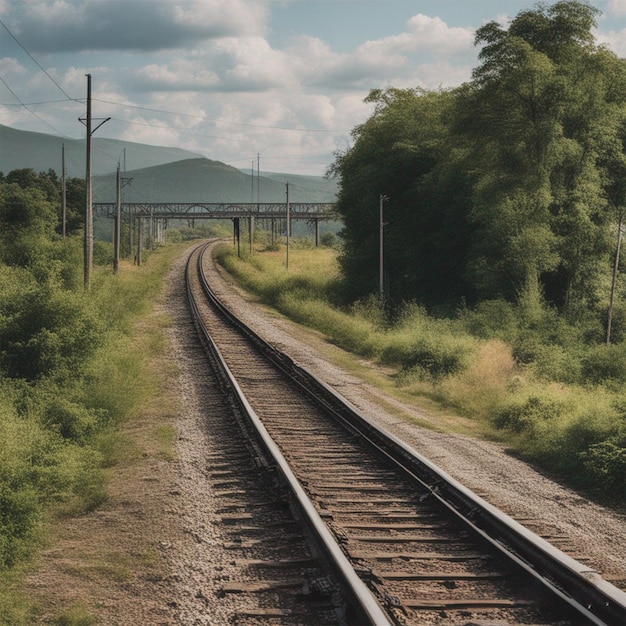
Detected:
left=93, top=201, right=336, bottom=220
left=92, top=201, right=338, bottom=265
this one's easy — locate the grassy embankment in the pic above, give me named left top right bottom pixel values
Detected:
left=0, top=241, right=188, bottom=625
left=216, top=241, right=626, bottom=507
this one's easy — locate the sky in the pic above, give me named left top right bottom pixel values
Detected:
left=2, top=0, right=626, bottom=176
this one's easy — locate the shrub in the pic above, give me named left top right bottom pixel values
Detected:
left=459, top=299, right=519, bottom=340
left=579, top=438, right=626, bottom=500
left=380, top=303, right=476, bottom=379
left=529, top=343, right=582, bottom=383
left=320, top=231, right=340, bottom=248
left=42, top=398, right=99, bottom=441
left=93, top=241, right=113, bottom=265
left=381, top=334, right=471, bottom=380
left=581, top=344, right=626, bottom=386
left=493, top=395, right=563, bottom=437
left=0, top=271, right=105, bottom=381
left=350, top=295, right=387, bottom=327
left=0, top=483, right=41, bottom=569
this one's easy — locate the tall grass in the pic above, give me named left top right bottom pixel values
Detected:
left=216, top=244, right=626, bottom=505
left=0, top=240, right=189, bottom=623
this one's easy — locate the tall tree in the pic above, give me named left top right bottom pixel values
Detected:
left=330, top=88, right=474, bottom=308
left=458, top=1, right=626, bottom=315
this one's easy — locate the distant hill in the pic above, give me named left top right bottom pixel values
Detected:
left=93, top=158, right=338, bottom=203
left=0, top=125, right=204, bottom=177
left=1, top=125, right=338, bottom=203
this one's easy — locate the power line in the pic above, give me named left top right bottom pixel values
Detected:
left=0, top=98, right=77, bottom=107
left=92, top=98, right=349, bottom=134
left=0, top=75, right=70, bottom=137
left=0, top=19, right=75, bottom=102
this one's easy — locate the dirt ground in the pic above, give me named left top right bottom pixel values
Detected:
left=21, top=246, right=626, bottom=625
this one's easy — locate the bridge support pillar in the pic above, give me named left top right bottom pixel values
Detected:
left=248, top=215, right=254, bottom=254
left=233, top=217, right=241, bottom=257
left=137, top=217, right=143, bottom=266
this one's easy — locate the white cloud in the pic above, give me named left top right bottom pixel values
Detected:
left=0, top=2, right=482, bottom=174
left=595, top=27, right=626, bottom=56
left=351, top=14, right=474, bottom=63
left=607, top=0, right=626, bottom=16
left=172, top=0, right=269, bottom=36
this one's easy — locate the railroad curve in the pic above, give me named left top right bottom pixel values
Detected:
left=186, top=240, right=626, bottom=626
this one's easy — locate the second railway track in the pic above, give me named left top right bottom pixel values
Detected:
left=186, top=241, right=626, bottom=626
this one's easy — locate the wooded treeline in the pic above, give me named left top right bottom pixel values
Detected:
left=331, top=1, right=626, bottom=336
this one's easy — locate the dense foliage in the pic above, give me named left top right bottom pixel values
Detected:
left=327, top=1, right=626, bottom=502
left=330, top=1, right=626, bottom=323
left=0, top=167, right=159, bottom=605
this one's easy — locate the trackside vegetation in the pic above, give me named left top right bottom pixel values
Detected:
left=0, top=169, right=184, bottom=623
left=210, top=5, right=626, bottom=508
left=213, top=2, right=626, bottom=507
left=216, top=242, right=626, bottom=506
left=323, top=2, right=626, bottom=504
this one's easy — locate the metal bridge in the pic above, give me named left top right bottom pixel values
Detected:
left=93, top=201, right=338, bottom=265
left=93, top=201, right=336, bottom=220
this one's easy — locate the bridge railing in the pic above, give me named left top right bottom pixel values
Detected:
left=93, top=202, right=337, bottom=219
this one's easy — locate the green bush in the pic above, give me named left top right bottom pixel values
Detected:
left=579, top=438, right=626, bottom=499
left=381, top=334, right=470, bottom=380
left=380, top=303, right=475, bottom=379
left=42, top=398, right=99, bottom=441
left=493, top=395, right=563, bottom=437
left=0, top=270, right=105, bottom=381
left=320, top=231, right=341, bottom=248
left=459, top=299, right=519, bottom=340
left=581, top=344, right=626, bottom=386
left=529, top=343, right=582, bottom=383
left=0, top=483, right=41, bottom=569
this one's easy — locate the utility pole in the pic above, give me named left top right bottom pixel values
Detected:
left=379, top=194, right=389, bottom=300
left=61, top=143, right=66, bottom=239
left=607, top=211, right=624, bottom=345
left=114, top=162, right=121, bottom=273
left=79, top=74, right=110, bottom=289
left=286, top=182, right=290, bottom=269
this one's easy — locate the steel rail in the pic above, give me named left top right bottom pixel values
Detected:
left=197, top=242, right=626, bottom=626
left=186, top=244, right=393, bottom=626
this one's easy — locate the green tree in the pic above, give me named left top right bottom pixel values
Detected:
left=330, top=88, right=474, bottom=308
left=458, top=1, right=626, bottom=316
left=0, top=183, right=58, bottom=267
left=2, top=168, right=85, bottom=236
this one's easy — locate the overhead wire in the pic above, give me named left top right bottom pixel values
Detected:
left=92, top=98, right=349, bottom=134
left=0, top=76, right=71, bottom=137
left=0, top=19, right=76, bottom=102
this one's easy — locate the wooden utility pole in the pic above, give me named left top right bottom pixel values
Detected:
left=607, top=211, right=624, bottom=345
left=83, top=75, right=93, bottom=288
left=79, top=74, right=109, bottom=289
left=114, top=162, right=121, bottom=272
left=286, top=182, right=290, bottom=269
left=379, top=194, right=388, bottom=300
left=61, top=143, right=66, bottom=239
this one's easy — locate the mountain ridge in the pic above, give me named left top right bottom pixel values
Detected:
left=1, top=125, right=338, bottom=203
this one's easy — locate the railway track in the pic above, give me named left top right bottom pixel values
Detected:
left=186, top=241, right=626, bottom=626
